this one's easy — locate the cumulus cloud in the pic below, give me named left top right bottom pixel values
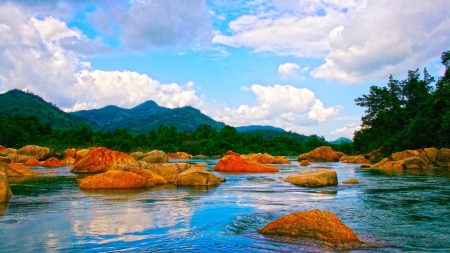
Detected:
left=278, top=62, right=309, bottom=79
left=330, top=122, right=361, bottom=138
left=213, top=0, right=366, bottom=57
left=313, top=0, right=450, bottom=83
left=113, top=0, right=213, bottom=51
left=209, top=84, right=340, bottom=130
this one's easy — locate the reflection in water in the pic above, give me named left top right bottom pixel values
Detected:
left=0, top=202, right=8, bottom=217
left=0, top=161, right=450, bottom=252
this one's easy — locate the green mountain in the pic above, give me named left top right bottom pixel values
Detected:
left=71, top=103, right=225, bottom=133
left=0, top=89, right=98, bottom=130
left=329, top=137, right=352, bottom=145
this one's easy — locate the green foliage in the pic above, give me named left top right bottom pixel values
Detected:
left=354, top=50, right=450, bottom=153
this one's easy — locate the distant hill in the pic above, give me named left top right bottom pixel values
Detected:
left=0, top=89, right=98, bottom=130
left=72, top=103, right=225, bottom=133
left=236, top=125, right=286, bottom=132
left=329, top=137, right=352, bottom=145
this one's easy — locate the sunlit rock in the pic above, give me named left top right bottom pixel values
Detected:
left=167, top=152, right=192, bottom=159
left=284, top=170, right=338, bottom=187
left=258, top=209, right=361, bottom=245
left=175, top=167, right=225, bottom=186
left=65, top=148, right=77, bottom=158
left=297, top=146, right=340, bottom=162
left=61, top=157, right=75, bottom=165
left=79, top=170, right=154, bottom=189
left=0, top=166, right=13, bottom=202
left=17, top=145, right=50, bottom=159
left=435, top=148, right=450, bottom=167
left=300, top=160, right=309, bottom=166
left=42, top=157, right=62, bottom=167
left=214, top=155, right=279, bottom=173
left=340, top=155, right=370, bottom=164
left=71, top=147, right=136, bottom=173
left=241, top=153, right=290, bottom=164
left=24, top=158, right=40, bottom=166
left=342, top=178, right=359, bottom=184
left=139, top=150, right=168, bottom=163
left=0, top=162, right=39, bottom=177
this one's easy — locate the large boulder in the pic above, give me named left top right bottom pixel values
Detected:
left=79, top=170, right=154, bottom=189
left=258, top=209, right=361, bottom=245
left=65, top=148, right=77, bottom=158
left=284, top=170, right=338, bottom=188
left=168, top=152, right=192, bottom=159
left=0, top=167, right=13, bottom=202
left=110, top=163, right=168, bottom=185
left=0, top=162, right=39, bottom=177
left=61, top=157, right=75, bottom=165
left=435, top=148, right=450, bottom=167
left=74, top=149, right=91, bottom=164
left=42, top=157, right=62, bottom=167
left=175, top=167, right=225, bottom=186
left=424, top=147, right=439, bottom=164
left=17, top=145, right=50, bottom=159
left=214, top=155, right=279, bottom=173
left=6, top=153, right=34, bottom=163
left=144, top=163, right=192, bottom=183
left=340, top=155, right=370, bottom=164
left=390, top=149, right=432, bottom=166
left=70, top=147, right=136, bottom=173
left=241, top=153, right=290, bottom=164
left=0, top=148, right=16, bottom=157
left=297, top=146, right=340, bottom=162
left=371, top=156, right=432, bottom=170
left=139, top=150, right=168, bottom=163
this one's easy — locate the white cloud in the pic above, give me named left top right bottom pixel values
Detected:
left=313, top=0, right=450, bottom=83
left=209, top=84, right=340, bottom=130
left=278, top=62, right=308, bottom=79
left=330, top=122, right=361, bottom=137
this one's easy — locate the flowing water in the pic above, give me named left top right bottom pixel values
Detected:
left=1, top=158, right=450, bottom=252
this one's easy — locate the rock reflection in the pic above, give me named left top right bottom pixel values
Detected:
left=0, top=202, right=8, bottom=217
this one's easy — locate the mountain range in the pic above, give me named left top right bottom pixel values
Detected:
left=0, top=89, right=351, bottom=143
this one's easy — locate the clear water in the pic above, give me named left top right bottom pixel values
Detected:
left=1, top=157, right=450, bottom=252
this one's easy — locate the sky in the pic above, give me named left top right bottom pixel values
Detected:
left=0, top=0, right=449, bottom=141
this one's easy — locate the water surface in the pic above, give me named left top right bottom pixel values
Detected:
left=1, top=158, right=450, bottom=252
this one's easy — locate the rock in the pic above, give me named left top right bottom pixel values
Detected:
left=0, top=145, right=4, bottom=150
left=258, top=209, right=361, bottom=245
left=284, top=170, right=338, bottom=187
left=7, top=153, right=34, bottom=163
left=168, top=152, right=192, bottom=159
left=300, top=160, right=309, bottom=166
left=241, top=153, right=290, bottom=164
left=79, top=170, right=154, bottom=189
left=130, top=151, right=146, bottom=160
left=194, top=163, right=209, bottom=167
left=70, top=147, right=136, bottom=173
left=0, top=148, right=16, bottom=157
left=24, top=158, right=41, bottom=166
left=390, top=149, right=432, bottom=166
left=144, top=163, right=192, bottom=183
left=175, top=167, right=225, bottom=186
left=360, top=163, right=371, bottom=168
left=193, top=154, right=207, bottom=159
left=225, top=150, right=240, bottom=156
left=365, top=146, right=387, bottom=162
left=214, top=155, right=279, bottom=173
left=42, top=157, right=62, bottom=167
left=74, top=149, right=90, bottom=164
left=371, top=156, right=431, bottom=170
left=342, top=178, right=359, bottom=184
left=61, top=157, right=75, bottom=165
left=140, top=150, right=168, bottom=163
left=297, top=146, right=340, bottom=162
left=0, top=157, right=12, bottom=164
left=435, top=148, right=450, bottom=167
left=0, top=162, right=39, bottom=177
left=336, top=151, right=346, bottom=158
left=110, top=163, right=168, bottom=185
left=340, top=155, right=370, bottom=164
left=17, top=145, right=50, bottom=159
left=65, top=149, right=77, bottom=158
left=0, top=167, right=13, bottom=202
left=424, top=147, right=438, bottom=164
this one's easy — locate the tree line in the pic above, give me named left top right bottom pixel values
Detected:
left=0, top=114, right=354, bottom=157
left=354, top=50, right=450, bottom=154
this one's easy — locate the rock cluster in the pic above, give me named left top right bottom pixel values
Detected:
left=167, top=152, right=192, bottom=159
left=240, top=153, right=290, bottom=164
left=131, top=150, right=168, bottom=163
left=370, top=148, right=450, bottom=170
left=340, top=155, right=370, bottom=164
left=214, top=154, right=279, bottom=173
left=70, top=147, right=136, bottom=173
left=258, top=209, right=361, bottom=245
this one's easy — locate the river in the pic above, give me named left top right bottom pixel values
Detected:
left=1, top=157, right=450, bottom=252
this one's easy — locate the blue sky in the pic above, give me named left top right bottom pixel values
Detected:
left=0, top=0, right=449, bottom=140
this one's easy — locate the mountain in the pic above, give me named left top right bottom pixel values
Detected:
left=236, top=125, right=286, bottom=132
left=329, top=137, right=352, bottom=145
left=71, top=103, right=225, bottom=133
left=0, top=89, right=98, bottom=130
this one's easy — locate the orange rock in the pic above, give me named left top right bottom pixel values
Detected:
left=284, top=170, right=338, bottom=187
left=300, top=160, right=309, bottom=166
left=343, top=178, right=359, bottom=184
left=297, top=146, right=340, bottom=162
left=65, top=148, right=77, bottom=158
left=213, top=155, right=279, bottom=173
left=371, top=157, right=431, bottom=170
left=365, top=146, right=387, bottom=161
left=241, top=153, right=291, bottom=164
left=74, top=149, right=90, bottom=164
left=0, top=162, right=39, bottom=177
left=340, top=155, right=370, bottom=164
left=258, top=209, right=361, bottom=245
left=0, top=169, right=13, bottom=202
left=42, top=157, right=62, bottom=167
left=225, top=150, right=240, bottom=156
left=435, top=148, right=450, bottom=167
left=175, top=167, right=225, bottom=186
left=24, top=158, right=41, bottom=166
left=0, top=145, right=5, bottom=150
left=61, top=157, right=75, bottom=165
left=194, top=163, right=209, bottom=167
left=16, top=145, right=50, bottom=159
left=70, top=147, right=136, bottom=173
left=79, top=170, right=154, bottom=189
left=167, top=152, right=192, bottom=159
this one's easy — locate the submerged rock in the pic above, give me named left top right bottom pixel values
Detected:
left=298, top=146, right=340, bottom=162
left=214, top=155, right=279, bottom=173
left=284, top=170, right=338, bottom=188
left=300, top=160, right=309, bottom=166
left=71, top=147, right=136, bottom=173
left=342, top=178, right=359, bottom=184
left=258, top=209, right=361, bottom=245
